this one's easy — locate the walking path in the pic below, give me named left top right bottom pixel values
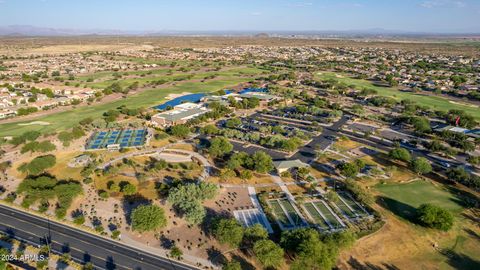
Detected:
left=96, top=143, right=213, bottom=181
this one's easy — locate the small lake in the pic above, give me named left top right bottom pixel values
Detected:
left=239, top=87, right=267, bottom=94
left=153, top=93, right=207, bottom=110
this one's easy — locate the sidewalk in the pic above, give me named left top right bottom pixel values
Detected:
left=121, top=233, right=216, bottom=269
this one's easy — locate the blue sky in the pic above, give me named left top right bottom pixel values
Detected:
left=0, top=0, right=479, bottom=33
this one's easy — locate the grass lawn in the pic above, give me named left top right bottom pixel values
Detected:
left=376, top=180, right=464, bottom=220
left=83, top=67, right=259, bottom=89
left=0, top=69, right=261, bottom=137
left=374, top=180, right=480, bottom=270
left=316, top=72, right=480, bottom=119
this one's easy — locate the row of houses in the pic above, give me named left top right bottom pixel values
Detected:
left=0, top=86, right=98, bottom=119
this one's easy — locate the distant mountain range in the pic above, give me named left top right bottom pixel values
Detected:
left=0, top=25, right=138, bottom=36
left=0, top=25, right=478, bottom=38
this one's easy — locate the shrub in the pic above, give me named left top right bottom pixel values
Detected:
left=416, top=204, right=454, bottom=231
left=18, top=155, right=56, bottom=175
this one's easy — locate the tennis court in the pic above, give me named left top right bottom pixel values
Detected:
left=269, top=199, right=292, bottom=228
left=312, top=200, right=345, bottom=229
left=335, top=197, right=358, bottom=219
left=338, top=192, right=369, bottom=217
left=86, top=129, right=147, bottom=150
left=303, top=202, right=330, bottom=230
left=279, top=199, right=306, bottom=227
left=268, top=198, right=307, bottom=230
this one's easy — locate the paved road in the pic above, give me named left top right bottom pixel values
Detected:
left=230, top=140, right=288, bottom=160
left=338, top=129, right=478, bottom=174
left=0, top=205, right=198, bottom=270
left=292, top=115, right=350, bottom=163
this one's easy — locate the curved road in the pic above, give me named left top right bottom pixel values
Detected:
left=0, top=204, right=198, bottom=270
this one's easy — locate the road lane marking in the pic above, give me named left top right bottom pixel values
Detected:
left=0, top=212, right=192, bottom=270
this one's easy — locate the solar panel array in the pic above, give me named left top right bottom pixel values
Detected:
left=86, top=129, right=147, bottom=150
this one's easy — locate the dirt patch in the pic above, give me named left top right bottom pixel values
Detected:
left=165, top=92, right=193, bottom=100
left=338, top=208, right=438, bottom=269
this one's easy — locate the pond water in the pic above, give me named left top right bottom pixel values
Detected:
left=153, top=88, right=266, bottom=110
left=238, top=87, right=267, bottom=94
left=153, top=93, right=206, bottom=110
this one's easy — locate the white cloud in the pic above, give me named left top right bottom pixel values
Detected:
left=420, top=0, right=466, bottom=8
left=349, top=3, right=363, bottom=8
left=250, top=11, right=262, bottom=16
left=286, top=2, right=313, bottom=8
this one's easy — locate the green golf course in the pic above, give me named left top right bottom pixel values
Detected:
left=0, top=67, right=262, bottom=137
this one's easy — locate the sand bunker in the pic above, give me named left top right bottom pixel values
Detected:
left=449, top=100, right=477, bottom=108
left=18, top=121, right=51, bottom=126
left=165, top=92, right=193, bottom=100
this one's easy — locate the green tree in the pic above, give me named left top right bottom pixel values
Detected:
left=281, top=228, right=338, bottom=270
left=344, top=179, right=374, bottom=205
left=108, top=181, right=121, bottom=192
left=227, top=152, right=250, bottom=170
left=183, top=202, right=207, bottom=225
left=239, top=170, right=253, bottom=180
left=131, top=205, right=167, bottom=232
left=200, top=124, right=219, bottom=135
left=445, top=109, right=477, bottom=129
left=212, top=218, right=244, bottom=248
left=411, top=117, right=431, bottom=134
left=208, top=137, right=233, bottom=158
left=21, top=141, right=56, bottom=154
left=18, top=155, right=56, bottom=175
left=167, top=183, right=218, bottom=224
left=416, top=204, right=454, bottom=231
left=168, top=125, right=190, bottom=138
left=253, top=240, right=285, bottom=269
left=389, top=147, right=412, bottom=163
left=467, top=155, right=479, bottom=165
left=244, top=223, right=268, bottom=244
left=251, top=151, right=274, bottom=173
left=338, top=162, right=359, bottom=178
left=121, top=182, right=137, bottom=195
left=410, top=157, right=432, bottom=175
left=225, top=118, right=242, bottom=128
